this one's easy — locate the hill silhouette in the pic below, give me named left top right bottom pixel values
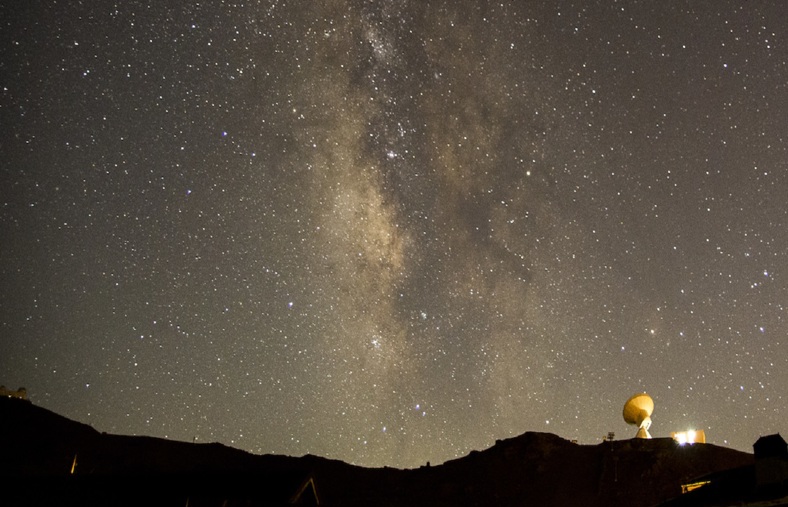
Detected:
left=0, top=396, right=756, bottom=506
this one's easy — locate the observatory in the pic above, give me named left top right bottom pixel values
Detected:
left=623, top=393, right=654, bottom=439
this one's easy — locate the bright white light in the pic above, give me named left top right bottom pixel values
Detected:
left=674, top=429, right=699, bottom=445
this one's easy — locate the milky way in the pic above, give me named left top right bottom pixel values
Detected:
left=2, top=1, right=787, bottom=468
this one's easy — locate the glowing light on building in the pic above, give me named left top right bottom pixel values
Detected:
left=671, top=429, right=706, bottom=445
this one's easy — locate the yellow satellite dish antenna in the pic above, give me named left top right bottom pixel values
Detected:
left=623, top=393, right=654, bottom=439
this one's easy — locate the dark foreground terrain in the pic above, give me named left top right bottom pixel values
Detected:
left=0, top=396, right=776, bottom=506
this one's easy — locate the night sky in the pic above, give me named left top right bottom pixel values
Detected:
left=2, top=1, right=787, bottom=469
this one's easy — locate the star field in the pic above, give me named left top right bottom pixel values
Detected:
left=1, top=1, right=787, bottom=468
